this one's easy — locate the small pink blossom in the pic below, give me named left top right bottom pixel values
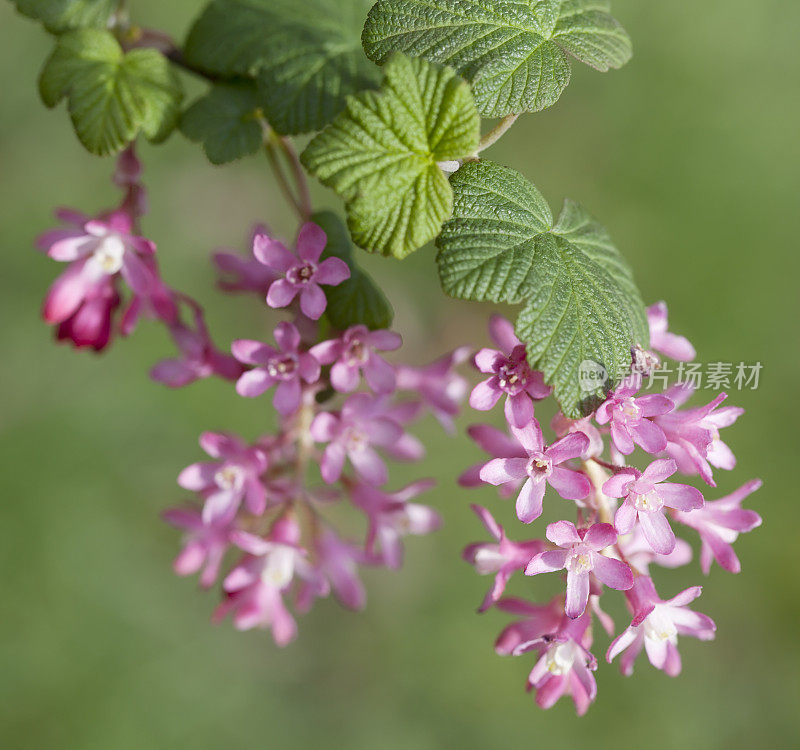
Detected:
left=178, top=431, right=269, bottom=523
left=351, top=480, right=440, bottom=568
left=617, top=525, right=693, bottom=573
left=463, top=505, right=544, bottom=611
left=654, top=384, right=743, bottom=486
left=310, top=394, right=423, bottom=486
left=254, top=222, right=350, bottom=320
left=469, top=315, right=551, bottom=427
left=607, top=576, right=715, bottom=676
left=479, top=420, right=591, bottom=523
left=603, top=459, right=704, bottom=555
left=494, top=596, right=565, bottom=656
left=212, top=518, right=326, bottom=645
left=311, top=325, right=401, bottom=393
left=513, top=611, right=599, bottom=715
left=595, top=384, right=674, bottom=455
left=647, top=301, right=696, bottom=361
left=674, top=479, right=762, bottom=573
left=309, top=529, right=367, bottom=611
left=394, top=346, right=471, bottom=432
left=162, top=505, right=234, bottom=588
left=232, top=321, right=321, bottom=415
left=526, top=521, right=633, bottom=618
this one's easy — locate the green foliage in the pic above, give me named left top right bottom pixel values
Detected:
left=312, top=210, right=394, bottom=330
left=436, top=160, right=648, bottom=417
left=183, top=0, right=380, bottom=134
left=362, top=0, right=632, bottom=117
left=39, top=29, right=183, bottom=156
left=301, top=54, right=480, bottom=259
left=10, top=0, right=115, bottom=34
left=180, top=82, right=263, bottom=165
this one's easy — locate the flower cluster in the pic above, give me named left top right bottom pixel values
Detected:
left=163, top=220, right=469, bottom=645
left=460, top=308, right=761, bottom=714
left=36, top=147, right=240, bottom=386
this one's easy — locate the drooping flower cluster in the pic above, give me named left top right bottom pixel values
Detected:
left=460, top=309, right=761, bottom=714
left=161, top=219, right=469, bottom=645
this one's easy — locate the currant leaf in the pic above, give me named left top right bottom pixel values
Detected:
left=301, top=53, right=480, bottom=259
left=362, top=0, right=632, bottom=117
left=39, top=29, right=183, bottom=156
left=183, top=0, right=380, bottom=134
left=313, top=210, right=394, bottom=330
left=11, top=0, right=115, bottom=34
left=180, top=83, right=263, bottom=165
left=436, top=160, right=648, bottom=417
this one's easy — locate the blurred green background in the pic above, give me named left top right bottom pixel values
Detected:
left=1, top=1, right=798, bottom=747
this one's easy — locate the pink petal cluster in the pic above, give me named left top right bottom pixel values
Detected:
left=254, top=222, right=350, bottom=319
left=458, top=311, right=759, bottom=714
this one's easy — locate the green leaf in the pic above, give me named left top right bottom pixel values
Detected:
left=184, top=0, right=380, bottom=134
left=312, top=210, right=394, bottom=330
left=180, top=83, right=263, bottom=164
left=301, top=53, right=480, bottom=259
left=11, top=0, right=115, bottom=34
left=362, top=0, right=632, bottom=117
left=436, top=160, right=648, bottom=417
left=39, top=29, right=183, bottom=156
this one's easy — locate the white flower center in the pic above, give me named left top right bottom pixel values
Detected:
left=214, top=465, right=245, bottom=491
left=633, top=489, right=663, bottom=513
left=344, top=339, right=369, bottom=366
left=546, top=641, right=578, bottom=675
left=619, top=397, right=640, bottom=420
left=287, top=261, right=316, bottom=285
left=90, top=234, right=125, bottom=274
left=526, top=452, right=552, bottom=479
left=566, top=547, right=593, bottom=575
left=643, top=606, right=678, bottom=643
left=344, top=427, right=368, bottom=453
left=266, top=354, right=298, bottom=379
left=260, top=544, right=296, bottom=588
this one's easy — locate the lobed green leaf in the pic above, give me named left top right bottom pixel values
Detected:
left=39, top=29, right=183, bottom=156
left=362, top=0, right=632, bottom=117
left=436, top=160, right=648, bottom=417
left=301, top=53, right=480, bottom=259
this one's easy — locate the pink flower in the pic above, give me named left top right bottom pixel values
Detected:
left=515, top=611, right=598, bottom=715
left=162, top=505, right=234, bottom=588
left=394, top=346, right=471, bottom=432
left=310, top=394, right=422, bottom=486
left=595, top=384, right=674, bottom=455
left=674, top=479, right=762, bottom=573
left=462, top=505, right=544, bottom=611
left=253, top=222, right=350, bottom=319
left=654, top=384, right=743, bottom=486
left=311, top=325, right=401, bottom=393
left=479, top=420, right=591, bottom=523
left=469, top=315, right=551, bottom=427
left=212, top=518, right=326, bottom=645
left=647, top=301, right=696, bottom=361
left=213, top=224, right=276, bottom=295
left=459, top=423, right=527, bottom=497
left=603, top=459, right=704, bottom=555
left=526, top=521, right=634, bottom=618
left=351, top=480, right=441, bottom=567
left=232, top=321, right=321, bottom=415
left=151, top=298, right=243, bottom=387
left=607, top=576, right=715, bottom=676
left=178, top=431, right=269, bottom=523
